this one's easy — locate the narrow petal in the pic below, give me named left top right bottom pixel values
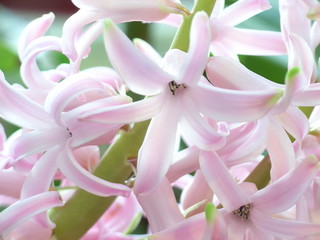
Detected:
left=251, top=209, right=320, bottom=238
left=0, top=192, right=63, bottom=237
left=136, top=178, right=184, bottom=233
left=0, top=169, right=25, bottom=198
left=72, top=0, right=189, bottom=18
left=266, top=119, right=296, bottom=181
left=179, top=11, right=211, bottom=86
left=80, top=94, right=164, bottom=124
left=134, top=99, right=181, bottom=194
left=104, top=19, right=171, bottom=95
left=133, top=38, right=163, bottom=65
left=191, top=84, right=282, bottom=122
left=149, top=213, right=206, bottom=240
left=293, top=83, right=320, bottom=106
left=215, top=28, right=287, bottom=56
left=251, top=155, right=320, bottom=214
left=18, top=12, right=55, bottom=59
left=44, top=70, right=123, bottom=126
left=61, top=10, right=108, bottom=60
left=20, top=36, right=62, bottom=89
left=218, top=0, right=271, bottom=26
left=57, top=140, right=131, bottom=197
left=179, top=94, right=226, bottom=151
left=199, top=151, right=249, bottom=212
left=166, top=146, right=201, bottom=183
left=10, top=128, right=69, bottom=160
left=206, top=56, right=278, bottom=90
left=0, top=72, right=52, bottom=129
left=276, top=106, right=309, bottom=143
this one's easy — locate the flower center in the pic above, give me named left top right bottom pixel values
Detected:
left=168, top=80, right=187, bottom=95
left=233, top=204, right=251, bottom=220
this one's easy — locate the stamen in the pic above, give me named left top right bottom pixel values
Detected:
left=67, top=128, right=73, bottom=137
left=233, top=204, right=251, bottom=220
left=168, top=80, right=187, bottom=95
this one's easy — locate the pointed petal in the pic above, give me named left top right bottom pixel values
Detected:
left=218, top=0, right=271, bottom=26
left=20, top=36, right=62, bottom=89
left=276, top=106, right=309, bottom=143
left=179, top=94, right=226, bottom=151
left=18, top=12, right=55, bottom=59
left=191, top=84, right=282, bottom=122
left=104, top=19, right=171, bottom=95
left=149, top=213, right=206, bottom=240
left=266, top=119, right=296, bottom=181
left=57, top=141, right=131, bottom=197
left=80, top=94, right=164, bottom=124
left=0, top=72, right=51, bottom=129
left=136, top=178, right=184, bottom=233
left=179, top=11, right=210, bottom=86
left=133, top=38, right=163, bottom=65
left=251, top=209, right=320, bottom=238
left=199, top=151, right=249, bottom=212
left=293, top=83, right=320, bottom=106
left=216, top=28, right=287, bottom=56
left=21, top=147, right=59, bottom=199
left=0, top=192, right=63, bottom=236
left=206, top=57, right=278, bottom=90
left=45, top=70, right=125, bottom=126
left=251, top=155, right=320, bottom=214
left=134, top=99, right=181, bottom=194
left=10, top=128, right=69, bottom=160
left=166, top=146, right=201, bottom=183
left=61, top=10, right=107, bottom=60
left=72, top=0, right=189, bottom=18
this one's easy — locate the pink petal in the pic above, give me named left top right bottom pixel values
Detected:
left=20, top=36, right=62, bottom=89
left=180, top=170, right=213, bottom=215
left=0, top=72, right=52, bottom=129
left=0, top=192, right=63, bottom=236
left=57, top=141, right=131, bottom=197
left=134, top=99, right=181, bottom=194
left=179, top=94, right=226, bottom=151
left=0, top=169, right=25, bottom=198
left=276, top=106, right=309, bottom=143
left=179, top=11, right=211, bottom=86
left=61, top=10, right=108, bottom=60
left=80, top=94, right=164, bottom=124
left=166, top=146, right=201, bottom=183
left=133, top=38, right=163, bottom=65
left=251, top=209, right=320, bottom=238
left=149, top=213, right=206, bottom=240
left=266, top=119, right=296, bottom=181
left=206, top=57, right=278, bottom=90
left=251, top=155, right=320, bottom=214
left=191, top=83, right=282, bottom=122
left=136, top=178, right=184, bottom=233
left=45, top=71, right=124, bottom=126
left=10, top=127, right=69, bottom=160
left=104, top=19, right=171, bottom=95
left=218, top=0, right=271, bottom=26
left=71, top=0, right=187, bottom=19
left=199, top=151, right=249, bottom=212
left=293, top=83, right=320, bottom=106
left=214, top=28, right=287, bottom=56
left=18, top=12, right=55, bottom=60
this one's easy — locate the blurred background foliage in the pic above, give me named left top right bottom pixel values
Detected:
left=0, top=0, right=287, bottom=136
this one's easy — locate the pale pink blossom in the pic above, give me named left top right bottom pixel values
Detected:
left=200, top=151, right=320, bottom=239
left=81, top=11, right=283, bottom=194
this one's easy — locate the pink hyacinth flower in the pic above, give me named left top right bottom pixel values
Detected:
left=81, top=11, right=283, bottom=194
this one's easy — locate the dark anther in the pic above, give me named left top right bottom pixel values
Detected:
left=233, top=204, right=251, bottom=220
left=168, top=80, right=187, bottom=95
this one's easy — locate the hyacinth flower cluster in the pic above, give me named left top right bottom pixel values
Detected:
left=2, top=0, right=320, bottom=239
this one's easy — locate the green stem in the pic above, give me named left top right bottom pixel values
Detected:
left=50, top=121, right=149, bottom=240
left=170, top=0, right=216, bottom=51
